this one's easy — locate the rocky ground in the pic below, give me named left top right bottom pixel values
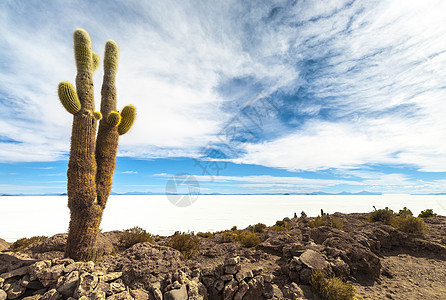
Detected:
left=0, top=212, right=445, bottom=299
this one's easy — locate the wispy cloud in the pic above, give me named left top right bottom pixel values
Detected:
left=121, top=171, right=138, bottom=175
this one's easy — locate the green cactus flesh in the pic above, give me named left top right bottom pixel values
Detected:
left=118, top=105, right=136, bottom=135
left=58, top=81, right=81, bottom=114
left=73, top=29, right=93, bottom=71
left=107, top=111, right=121, bottom=127
left=92, top=52, right=100, bottom=73
left=94, top=111, right=102, bottom=120
left=104, top=40, right=119, bottom=72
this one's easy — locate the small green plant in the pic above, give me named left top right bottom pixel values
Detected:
left=271, top=225, right=286, bottom=231
left=418, top=209, right=437, bottom=218
left=237, top=232, right=261, bottom=248
left=308, top=215, right=344, bottom=230
left=9, top=236, right=47, bottom=252
left=310, top=269, right=355, bottom=300
left=369, top=207, right=395, bottom=225
left=118, top=226, right=152, bottom=251
left=197, top=231, right=214, bottom=239
left=167, top=232, right=200, bottom=259
left=390, top=215, right=427, bottom=235
left=252, top=223, right=267, bottom=233
left=396, top=207, right=413, bottom=216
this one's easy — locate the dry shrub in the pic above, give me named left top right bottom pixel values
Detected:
left=118, top=226, right=152, bottom=251
left=237, top=232, right=261, bottom=248
left=309, top=215, right=344, bottom=230
left=390, top=215, right=426, bottom=235
left=418, top=209, right=437, bottom=218
left=9, top=236, right=47, bottom=252
left=310, top=269, right=355, bottom=300
left=368, top=207, right=394, bottom=225
left=167, top=232, right=200, bottom=259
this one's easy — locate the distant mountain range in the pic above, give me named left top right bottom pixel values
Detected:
left=1, top=191, right=387, bottom=196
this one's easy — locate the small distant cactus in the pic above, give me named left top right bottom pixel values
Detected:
left=58, top=29, right=136, bottom=261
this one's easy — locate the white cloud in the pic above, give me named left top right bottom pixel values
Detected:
left=121, top=171, right=138, bottom=174
left=1, top=0, right=446, bottom=179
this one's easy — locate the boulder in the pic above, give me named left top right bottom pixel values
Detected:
left=3, top=281, right=26, bottom=299
left=74, top=272, right=98, bottom=298
left=164, top=284, right=187, bottom=300
left=222, top=280, right=238, bottom=300
left=56, top=270, right=79, bottom=296
left=107, top=291, right=134, bottom=300
left=99, top=243, right=185, bottom=290
left=0, top=238, right=9, bottom=252
left=298, top=249, right=330, bottom=271
left=243, top=276, right=265, bottom=300
left=41, top=289, right=62, bottom=300
left=0, top=290, right=6, bottom=300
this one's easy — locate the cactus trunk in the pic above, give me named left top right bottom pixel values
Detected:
left=59, top=29, right=135, bottom=261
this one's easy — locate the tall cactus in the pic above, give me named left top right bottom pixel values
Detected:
left=59, top=29, right=136, bottom=261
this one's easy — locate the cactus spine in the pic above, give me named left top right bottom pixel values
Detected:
left=59, top=29, right=135, bottom=261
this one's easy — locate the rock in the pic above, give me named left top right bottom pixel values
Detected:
left=37, top=264, right=65, bottom=287
left=0, top=238, right=9, bottom=252
left=130, top=289, right=151, bottom=300
left=0, top=265, right=29, bottom=279
left=185, top=278, right=206, bottom=300
left=224, top=264, right=241, bottom=275
left=220, top=274, right=233, bottom=281
left=224, top=256, right=240, bottom=266
left=235, top=269, right=253, bottom=282
left=164, top=284, right=187, bottom=300
left=310, top=226, right=381, bottom=282
left=201, top=276, right=215, bottom=287
left=263, top=274, right=274, bottom=283
left=56, top=270, right=79, bottom=296
left=21, top=274, right=44, bottom=290
left=109, top=281, right=127, bottom=294
left=3, top=282, right=26, bottom=299
left=214, top=279, right=224, bottom=292
left=0, top=290, right=6, bottom=300
left=98, top=243, right=185, bottom=290
left=95, top=281, right=110, bottom=295
left=233, top=280, right=249, bottom=300
left=107, top=291, right=134, bottom=300
left=22, top=295, right=43, bottom=300
left=299, top=268, right=313, bottom=284
left=152, top=288, right=162, bottom=300
left=29, top=260, right=51, bottom=281
left=90, top=290, right=106, bottom=300
left=0, top=277, right=3, bottom=288
left=100, top=271, right=122, bottom=282
left=223, top=280, right=238, bottom=300
left=282, top=283, right=305, bottom=299
left=171, top=281, right=181, bottom=289
left=330, top=257, right=350, bottom=278
left=244, top=276, right=265, bottom=300
left=41, top=289, right=62, bottom=300
left=289, top=256, right=303, bottom=272
left=74, top=272, right=98, bottom=298
left=298, top=249, right=330, bottom=270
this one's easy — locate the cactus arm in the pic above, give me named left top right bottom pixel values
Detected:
left=95, top=40, right=120, bottom=209
left=107, top=111, right=121, bottom=127
left=94, top=111, right=102, bottom=120
left=118, top=104, right=136, bottom=135
left=58, top=81, right=80, bottom=114
left=92, top=52, right=100, bottom=73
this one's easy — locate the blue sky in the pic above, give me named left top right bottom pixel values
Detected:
left=1, top=0, right=446, bottom=195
